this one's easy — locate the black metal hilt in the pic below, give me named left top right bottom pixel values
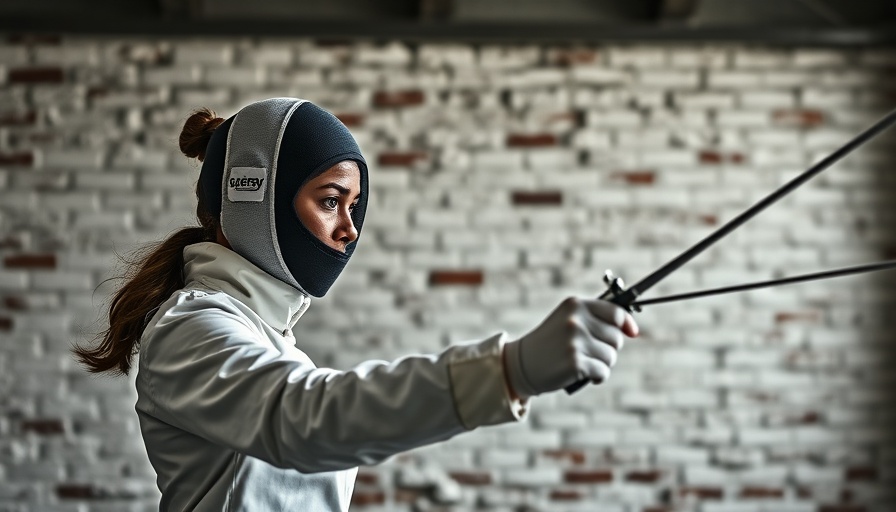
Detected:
left=598, top=270, right=641, bottom=313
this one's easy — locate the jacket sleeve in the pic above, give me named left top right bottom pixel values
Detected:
left=137, top=294, right=527, bottom=473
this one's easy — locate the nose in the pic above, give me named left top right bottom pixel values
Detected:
left=335, top=207, right=358, bottom=248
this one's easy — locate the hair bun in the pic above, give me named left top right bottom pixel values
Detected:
left=179, top=108, right=224, bottom=162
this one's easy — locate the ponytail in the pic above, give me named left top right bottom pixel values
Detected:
left=73, top=108, right=225, bottom=375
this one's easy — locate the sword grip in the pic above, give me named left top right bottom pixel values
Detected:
left=564, top=284, right=633, bottom=395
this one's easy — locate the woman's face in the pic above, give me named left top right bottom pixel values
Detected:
left=294, top=160, right=361, bottom=253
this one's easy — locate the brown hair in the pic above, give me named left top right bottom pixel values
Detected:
left=72, top=108, right=224, bottom=375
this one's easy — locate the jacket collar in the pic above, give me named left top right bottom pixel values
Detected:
left=183, top=242, right=311, bottom=333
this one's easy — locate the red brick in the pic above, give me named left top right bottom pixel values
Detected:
left=774, top=311, right=821, bottom=324
left=740, top=486, right=784, bottom=498
left=87, top=87, right=108, bottom=99
left=8, top=67, right=64, bottom=84
left=613, top=171, right=656, bottom=185
left=0, top=111, right=36, bottom=126
left=626, top=470, right=662, bottom=483
left=507, top=133, right=557, bottom=147
left=794, top=411, right=821, bottom=424
left=355, top=471, right=378, bottom=485
left=449, top=471, right=493, bottom=486
left=680, top=486, right=723, bottom=499
left=0, top=317, right=11, bottom=331
left=549, top=489, right=584, bottom=501
left=378, top=151, right=428, bottom=167
left=22, top=419, right=65, bottom=435
left=542, top=449, right=585, bottom=465
left=57, top=484, right=96, bottom=499
left=564, top=470, right=612, bottom=484
left=4, top=254, right=56, bottom=269
left=0, top=152, right=34, bottom=166
left=4, top=297, right=27, bottom=310
left=773, top=109, right=825, bottom=128
left=699, top=150, right=723, bottom=164
left=351, top=491, right=385, bottom=506
left=511, top=191, right=563, bottom=206
left=373, top=90, right=425, bottom=108
left=335, top=113, right=364, bottom=127
left=429, top=270, right=483, bottom=286
left=698, top=214, right=718, bottom=226
left=698, top=150, right=746, bottom=165
left=550, top=48, right=599, bottom=66
left=746, top=391, right=778, bottom=403
left=845, top=466, right=878, bottom=481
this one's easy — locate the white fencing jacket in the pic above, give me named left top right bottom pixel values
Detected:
left=135, top=242, right=527, bottom=511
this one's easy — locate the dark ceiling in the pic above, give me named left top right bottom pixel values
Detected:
left=2, top=0, right=896, bottom=45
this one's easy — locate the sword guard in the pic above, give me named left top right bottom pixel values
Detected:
left=599, top=270, right=641, bottom=313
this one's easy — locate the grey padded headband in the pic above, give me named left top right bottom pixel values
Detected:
left=220, top=98, right=308, bottom=293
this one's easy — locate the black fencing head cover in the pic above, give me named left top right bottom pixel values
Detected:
left=197, top=98, right=368, bottom=297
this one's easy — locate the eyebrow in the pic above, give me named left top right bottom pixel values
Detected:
left=316, top=182, right=361, bottom=199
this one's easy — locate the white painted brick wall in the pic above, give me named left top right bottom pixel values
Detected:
left=1, top=37, right=894, bottom=512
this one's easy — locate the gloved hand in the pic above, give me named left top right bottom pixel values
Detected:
left=502, top=298, right=638, bottom=399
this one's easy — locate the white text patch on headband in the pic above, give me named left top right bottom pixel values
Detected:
left=227, top=167, right=267, bottom=202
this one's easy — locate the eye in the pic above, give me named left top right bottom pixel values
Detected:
left=349, top=201, right=359, bottom=212
left=322, top=197, right=338, bottom=210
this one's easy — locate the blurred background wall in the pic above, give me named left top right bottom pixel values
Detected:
left=1, top=9, right=896, bottom=512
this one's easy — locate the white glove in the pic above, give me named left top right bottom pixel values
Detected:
left=503, top=297, right=636, bottom=399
